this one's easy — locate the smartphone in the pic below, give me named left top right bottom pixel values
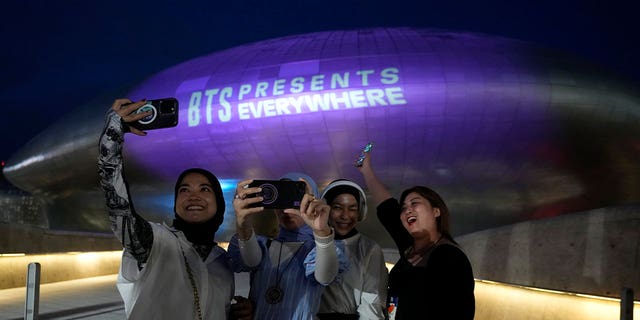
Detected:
left=354, top=141, right=374, bottom=167
left=129, top=98, right=179, bottom=131
left=247, top=180, right=307, bottom=209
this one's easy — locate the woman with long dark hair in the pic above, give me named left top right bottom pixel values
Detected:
left=357, top=151, right=475, bottom=319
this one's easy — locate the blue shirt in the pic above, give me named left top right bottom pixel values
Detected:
left=229, top=232, right=347, bottom=320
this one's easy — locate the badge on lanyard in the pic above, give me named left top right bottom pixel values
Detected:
left=388, top=296, right=398, bottom=320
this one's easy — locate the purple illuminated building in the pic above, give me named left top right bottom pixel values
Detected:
left=123, top=28, right=640, bottom=235
left=6, top=27, right=640, bottom=234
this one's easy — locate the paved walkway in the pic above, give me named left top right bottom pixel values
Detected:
left=0, top=273, right=251, bottom=320
left=0, top=275, right=123, bottom=320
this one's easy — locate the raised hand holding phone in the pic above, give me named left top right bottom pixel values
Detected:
left=128, top=98, right=179, bottom=131
left=354, top=141, right=374, bottom=167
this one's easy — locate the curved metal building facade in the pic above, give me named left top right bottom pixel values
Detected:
left=6, top=27, right=640, bottom=235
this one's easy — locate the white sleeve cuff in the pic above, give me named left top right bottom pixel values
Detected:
left=314, top=228, right=335, bottom=248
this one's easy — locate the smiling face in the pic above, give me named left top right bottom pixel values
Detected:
left=400, top=192, right=440, bottom=239
left=175, top=173, right=218, bottom=224
left=329, top=193, right=359, bottom=236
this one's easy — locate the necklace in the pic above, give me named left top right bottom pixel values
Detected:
left=265, top=241, right=301, bottom=304
left=407, top=235, right=443, bottom=266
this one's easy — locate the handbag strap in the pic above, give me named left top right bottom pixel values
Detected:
left=170, top=227, right=203, bottom=320
left=180, top=248, right=203, bottom=320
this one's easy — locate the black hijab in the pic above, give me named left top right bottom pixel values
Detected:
left=172, top=168, right=225, bottom=245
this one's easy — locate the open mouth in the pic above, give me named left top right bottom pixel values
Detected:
left=407, top=216, right=417, bottom=225
left=186, top=205, right=204, bottom=211
left=335, top=222, right=352, bottom=228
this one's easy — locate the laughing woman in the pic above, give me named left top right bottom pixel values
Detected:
left=357, top=151, right=475, bottom=320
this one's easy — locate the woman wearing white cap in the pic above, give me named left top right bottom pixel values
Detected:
left=317, top=179, right=388, bottom=320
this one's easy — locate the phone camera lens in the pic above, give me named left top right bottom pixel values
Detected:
left=160, top=100, right=176, bottom=114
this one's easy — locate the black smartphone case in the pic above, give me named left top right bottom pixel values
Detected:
left=247, top=180, right=307, bottom=209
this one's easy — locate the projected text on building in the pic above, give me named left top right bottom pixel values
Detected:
left=186, top=67, right=407, bottom=125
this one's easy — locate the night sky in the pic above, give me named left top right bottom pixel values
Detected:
left=1, top=0, right=639, bottom=164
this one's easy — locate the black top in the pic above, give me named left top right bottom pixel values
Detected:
left=378, top=198, right=475, bottom=319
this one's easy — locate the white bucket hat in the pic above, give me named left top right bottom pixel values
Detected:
left=321, top=179, right=368, bottom=221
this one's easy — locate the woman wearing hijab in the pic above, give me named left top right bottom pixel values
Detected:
left=317, top=179, right=388, bottom=320
left=227, top=173, right=348, bottom=320
left=98, top=99, right=252, bottom=320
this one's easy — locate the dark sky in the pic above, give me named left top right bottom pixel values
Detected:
left=1, top=0, right=638, bottom=163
